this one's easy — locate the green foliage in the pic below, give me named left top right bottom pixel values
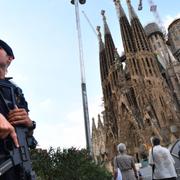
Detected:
left=31, top=147, right=112, bottom=180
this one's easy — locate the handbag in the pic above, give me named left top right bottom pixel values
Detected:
left=114, top=156, right=122, bottom=180
left=116, top=168, right=122, bottom=180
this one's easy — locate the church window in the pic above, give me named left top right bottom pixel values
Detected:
left=150, top=58, right=158, bottom=77
left=146, top=58, right=153, bottom=75
left=151, top=36, right=154, bottom=42
left=146, top=58, right=150, bottom=67
left=146, top=118, right=151, bottom=126
left=106, top=86, right=108, bottom=98
left=103, top=88, right=107, bottom=102
left=155, top=34, right=158, bottom=40
left=147, top=80, right=152, bottom=86
left=126, top=93, right=132, bottom=106
left=154, top=44, right=156, bottom=50
left=158, top=42, right=161, bottom=48
left=108, top=84, right=112, bottom=97
left=149, top=69, right=152, bottom=75
left=142, top=58, right=148, bottom=75
left=136, top=60, right=143, bottom=76
left=131, top=64, right=135, bottom=75
left=159, top=96, right=165, bottom=107
left=132, top=58, right=138, bottom=74
left=161, top=112, right=166, bottom=125
left=111, top=75, right=114, bottom=87
left=113, top=72, right=117, bottom=86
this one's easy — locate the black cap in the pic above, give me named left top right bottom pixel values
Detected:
left=0, top=39, right=15, bottom=59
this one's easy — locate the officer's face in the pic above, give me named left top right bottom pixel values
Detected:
left=0, top=47, right=14, bottom=67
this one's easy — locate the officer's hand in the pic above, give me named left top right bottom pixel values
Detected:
left=8, top=106, right=32, bottom=128
left=0, top=113, right=19, bottom=147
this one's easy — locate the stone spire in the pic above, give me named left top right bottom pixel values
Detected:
left=114, top=0, right=126, bottom=18
left=100, top=10, right=119, bottom=143
left=101, top=10, right=111, bottom=35
left=92, top=118, right=96, bottom=131
left=125, top=0, right=161, bottom=79
left=125, top=0, right=180, bottom=135
left=97, top=26, right=104, bottom=53
left=126, top=0, right=151, bottom=51
left=101, top=10, right=116, bottom=67
left=114, top=0, right=136, bottom=53
left=97, top=26, right=108, bottom=83
left=126, top=0, right=138, bottom=20
left=98, top=114, right=103, bottom=128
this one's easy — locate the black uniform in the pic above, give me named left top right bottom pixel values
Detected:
left=0, top=78, right=30, bottom=180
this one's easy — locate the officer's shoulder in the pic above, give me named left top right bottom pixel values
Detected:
left=6, top=77, right=18, bottom=86
left=5, top=77, right=23, bottom=91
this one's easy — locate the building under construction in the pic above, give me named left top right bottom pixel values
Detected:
left=91, top=0, right=180, bottom=171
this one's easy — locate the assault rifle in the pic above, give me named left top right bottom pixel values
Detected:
left=0, top=80, right=37, bottom=179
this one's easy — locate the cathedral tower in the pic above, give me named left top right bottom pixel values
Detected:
left=92, top=0, right=180, bottom=170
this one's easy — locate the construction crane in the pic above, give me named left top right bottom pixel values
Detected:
left=138, top=0, right=166, bottom=36
left=70, top=0, right=92, bottom=155
left=138, top=0, right=143, bottom=10
left=82, top=10, right=98, bottom=38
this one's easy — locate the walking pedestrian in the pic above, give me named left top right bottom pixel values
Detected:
left=113, top=143, right=138, bottom=180
left=149, top=136, right=177, bottom=180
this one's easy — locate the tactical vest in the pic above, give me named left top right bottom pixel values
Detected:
left=0, top=78, right=29, bottom=117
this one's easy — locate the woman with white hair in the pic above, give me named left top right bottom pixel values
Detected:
left=113, top=143, right=138, bottom=180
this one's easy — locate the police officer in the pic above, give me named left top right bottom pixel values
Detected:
left=0, top=39, right=36, bottom=179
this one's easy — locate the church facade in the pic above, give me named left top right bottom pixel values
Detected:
left=92, top=0, right=180, bottom=171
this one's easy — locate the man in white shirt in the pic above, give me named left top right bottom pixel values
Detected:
left=149, top=136, right=177, bottom=180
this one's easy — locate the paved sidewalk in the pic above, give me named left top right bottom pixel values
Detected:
left=139, top=166, right=152, bottom=180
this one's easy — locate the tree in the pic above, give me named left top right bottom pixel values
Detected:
left=31, top=147, right=112, bottom=180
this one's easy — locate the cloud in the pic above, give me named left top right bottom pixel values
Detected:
left=34, top=120, right=86, bottom=150
left=34, top=96, right=104, bottom=150
left=34, top=105, right=86, bottom=150
left=29, top=98, right=64, bottom=123
left=88, top=96, right=104, bottom=126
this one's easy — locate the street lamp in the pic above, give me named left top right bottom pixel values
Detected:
left=70, top=0, right=92, bottom=156
left=71, top=0, right=86, bottom=4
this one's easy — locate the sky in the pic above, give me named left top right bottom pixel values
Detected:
left=1, top=0, right=179, bottom=150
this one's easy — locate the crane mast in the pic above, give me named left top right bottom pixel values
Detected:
left=82, top=11, right=98, bottom=38
left=71, top=0, right=92, bottom=155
